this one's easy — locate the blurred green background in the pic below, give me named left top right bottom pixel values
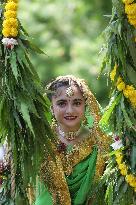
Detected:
left=19, top=0, right=112, bottom=107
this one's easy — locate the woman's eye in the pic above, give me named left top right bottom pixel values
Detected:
left=57, top=102, right=66, bottom=107
left=74, top=101, right=81, bottom=106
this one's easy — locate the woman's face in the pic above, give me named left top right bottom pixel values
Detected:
left=51, top=85, right=85, bottom=132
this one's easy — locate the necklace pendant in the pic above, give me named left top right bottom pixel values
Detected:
left=58, top=126, right=82, bottom=141
left=65, top=132, right=76, bottom=141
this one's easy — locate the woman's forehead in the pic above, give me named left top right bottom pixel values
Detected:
left=52, top=85, right=83, bottom=99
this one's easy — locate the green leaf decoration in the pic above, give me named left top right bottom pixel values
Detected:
left=113, top=182, right=128, bottom=205
left=120, top=96, right=136, bottom=131
left=99, top=0, right=136, bottom=203
left=100, top=93, right=122, bottom=126
left=114, top=175, right=124, bottom=193
left=20, top=101, right=34, bottom=135
left=0, top=1, right=56, bottom=204
left=126, top=25, right=136, bottom=71
left=131, top=145, right=136, bottom=172
left=23, top=39, right=47, bottom=55
left=19, top=20, right=29, bottom=37
left=105, top=182, right=113, bottom=205
left=10, top=50, right=19, bottom=80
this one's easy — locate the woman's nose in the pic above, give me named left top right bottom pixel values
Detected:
left=66, top=104, right=73, bottom=114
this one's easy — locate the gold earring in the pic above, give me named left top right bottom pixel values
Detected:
left=82, top=115, right=87, bottom=126
left=51, top=116, right=57, bottom=128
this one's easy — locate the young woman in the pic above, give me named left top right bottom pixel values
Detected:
left=34, top=75, right=110, bottom=205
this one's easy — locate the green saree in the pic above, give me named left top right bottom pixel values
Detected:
left=34, top=147, right=97, bottom=205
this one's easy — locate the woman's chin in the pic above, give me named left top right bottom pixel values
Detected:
left=62, top=121, right=81, bottom=131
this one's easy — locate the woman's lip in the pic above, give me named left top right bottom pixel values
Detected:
left=64, top=116, right=77, bottom=120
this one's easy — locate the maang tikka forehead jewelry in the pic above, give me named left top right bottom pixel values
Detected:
left=65, top=86, right=74, bottom=97
left=65, top=79, right=75, bottom=97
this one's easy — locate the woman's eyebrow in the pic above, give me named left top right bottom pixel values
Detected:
left=73, top=98, right=83, bottom=101
left=56, top=99, right=67, bottom=103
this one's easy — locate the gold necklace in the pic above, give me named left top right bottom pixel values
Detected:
left=58, top=126, right=82, bottom=141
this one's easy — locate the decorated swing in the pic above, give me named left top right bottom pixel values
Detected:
left=0, top=0, right=56, bottom=204
left=99, top=0, right=136, bottom=204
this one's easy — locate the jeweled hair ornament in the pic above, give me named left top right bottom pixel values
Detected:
left=65, top=86, right=74, bottom=97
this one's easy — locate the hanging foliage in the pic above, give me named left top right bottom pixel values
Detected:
left=0, top=0, right=56, bottom=204
left=100, top=0, right=136, bottom=204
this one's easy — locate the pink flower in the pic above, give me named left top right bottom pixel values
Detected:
left=111, top=135, right=123, bottom=150
left=2, top=37, right=18, bottom=49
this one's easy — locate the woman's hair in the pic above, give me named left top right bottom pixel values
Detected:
left=46, top=75, right=88, bottom=101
